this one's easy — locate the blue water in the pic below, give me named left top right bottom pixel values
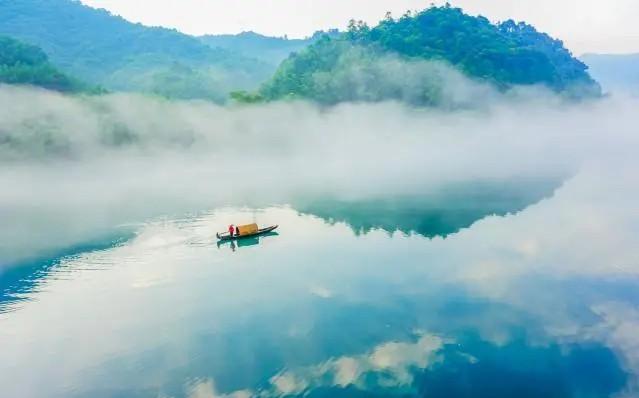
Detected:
left=1, top=176, right=638, bottom=398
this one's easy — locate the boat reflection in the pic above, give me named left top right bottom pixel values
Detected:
left=216, top=231, right=279, bottom=251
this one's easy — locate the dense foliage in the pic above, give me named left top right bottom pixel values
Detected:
left=0, top=0, right=273, bottom=101
left=256, top=5, right=600, bottom=105
left=0, top=35, right=92, bottom=92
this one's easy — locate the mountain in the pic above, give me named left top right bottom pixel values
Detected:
left=0, top=0, right=273, bottom=101
left=0, top=35, right=93, bottom=92
left=580, top=53, right=639, bottom=95
left=253, top=5, right=600, bottom=105
left=199, top=30, right=340, bottom=66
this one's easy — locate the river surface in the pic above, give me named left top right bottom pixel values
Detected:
left=1, top=171, right=639, bottom=398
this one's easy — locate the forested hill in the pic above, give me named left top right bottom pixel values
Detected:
left=199, top=30, right=339, bottom=66
left=256, top=5, right=601, bottom=105
left=0, top=35, right=93, bottom=92
left=0, top=0, right=272, bottom=101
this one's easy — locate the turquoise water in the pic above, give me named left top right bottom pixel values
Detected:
left=1, top=176, right=638, bottom=398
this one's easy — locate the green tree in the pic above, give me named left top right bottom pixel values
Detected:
left=255, top=5, right=600, bottom=105
left=0, top=35, right=97, bottom=93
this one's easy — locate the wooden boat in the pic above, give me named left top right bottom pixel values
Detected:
left=216, top=231, right=279, bottom=249
left=216, top=225, right=278, bottom=241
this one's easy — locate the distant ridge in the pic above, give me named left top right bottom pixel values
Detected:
left=199, top=30, right=340, bottom=66
left=0, top=0, right=273, bottom=101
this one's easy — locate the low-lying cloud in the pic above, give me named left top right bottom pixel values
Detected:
left=0, top=80, right=636, bottom=265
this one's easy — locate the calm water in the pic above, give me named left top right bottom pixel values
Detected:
left=1, top=174, right=639, bottom=398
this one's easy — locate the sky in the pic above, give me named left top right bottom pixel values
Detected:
left=78, top=0, right=639, bottom=55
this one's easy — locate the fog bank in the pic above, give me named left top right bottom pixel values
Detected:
left=0, top=85, right=636, bottom=265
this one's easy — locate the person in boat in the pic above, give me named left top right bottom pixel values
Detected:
left=228, top=224, right=235, bottom=237
left=235, top=226, right=240, bottom=236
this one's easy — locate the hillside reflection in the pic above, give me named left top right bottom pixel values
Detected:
left=1, top=169, right=639, bottom=398
left=295, top=179, right=560, bottom=238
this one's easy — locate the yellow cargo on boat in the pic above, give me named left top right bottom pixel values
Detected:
left=237, top=223, right=259, bottom=236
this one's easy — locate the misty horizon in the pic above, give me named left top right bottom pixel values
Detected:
left=2, top=2, right=639, bottom=397
left=1, top=80, right=635, bottom=265
left=78, top=0, right=639, bottom=55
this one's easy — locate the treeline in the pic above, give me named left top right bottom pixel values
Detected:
left=0, top=1, right=602, bottom=104
left=0, top=0, right=272, bottom=101
left=0, top=35, right=96, bottom=93
left=240, top=5, right=600, bottom=105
